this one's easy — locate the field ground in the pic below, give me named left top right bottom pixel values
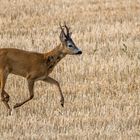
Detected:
left=0, top=0, right=140, bottom=140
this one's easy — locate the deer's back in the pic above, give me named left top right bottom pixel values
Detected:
left=0, top=48, right=46, bottom=77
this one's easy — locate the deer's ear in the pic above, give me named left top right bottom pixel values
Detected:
left=60, top=31, right=67, bottom=43
left=69, top=32, right=72, bottom=37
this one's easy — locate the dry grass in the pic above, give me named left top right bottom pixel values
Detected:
left=0, top=0, right=140, bottom=139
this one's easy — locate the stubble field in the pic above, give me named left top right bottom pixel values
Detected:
left=0, top=0, right=140, bottom=140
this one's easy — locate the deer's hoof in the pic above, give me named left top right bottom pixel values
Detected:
left=14, top=103, right=20, bottom=108
left=60, top=99, right=64, bottom=107
left=61, top=102, right=64, bottom=107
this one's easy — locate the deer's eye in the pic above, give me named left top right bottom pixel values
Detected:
left=68, top=45, right=73, bottom=48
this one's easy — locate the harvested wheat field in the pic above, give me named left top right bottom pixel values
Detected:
left=0, top=0, right=140, bottom=139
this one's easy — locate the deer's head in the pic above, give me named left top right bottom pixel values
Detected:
left=59, top=24, right=82, bottom=55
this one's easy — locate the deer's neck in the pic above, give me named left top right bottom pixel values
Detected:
left=44, top=44, right=66, bottom=69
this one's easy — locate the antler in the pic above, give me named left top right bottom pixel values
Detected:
left=59, top=23, right=67, bottom=37
left=64, top=22, right=70, bottom=35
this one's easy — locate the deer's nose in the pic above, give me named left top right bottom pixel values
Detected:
left=76, top=50, right=82, bottom=55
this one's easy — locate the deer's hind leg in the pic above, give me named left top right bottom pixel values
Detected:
left=14, top=78, right=35, bottom=108
left=0, top=68, right=11, bottom=114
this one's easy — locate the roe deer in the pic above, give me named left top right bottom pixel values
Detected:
left=0, top=24, right=82, bottom=114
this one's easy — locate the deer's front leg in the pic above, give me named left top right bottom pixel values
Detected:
left=43, top=76, right=64, bottom=107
